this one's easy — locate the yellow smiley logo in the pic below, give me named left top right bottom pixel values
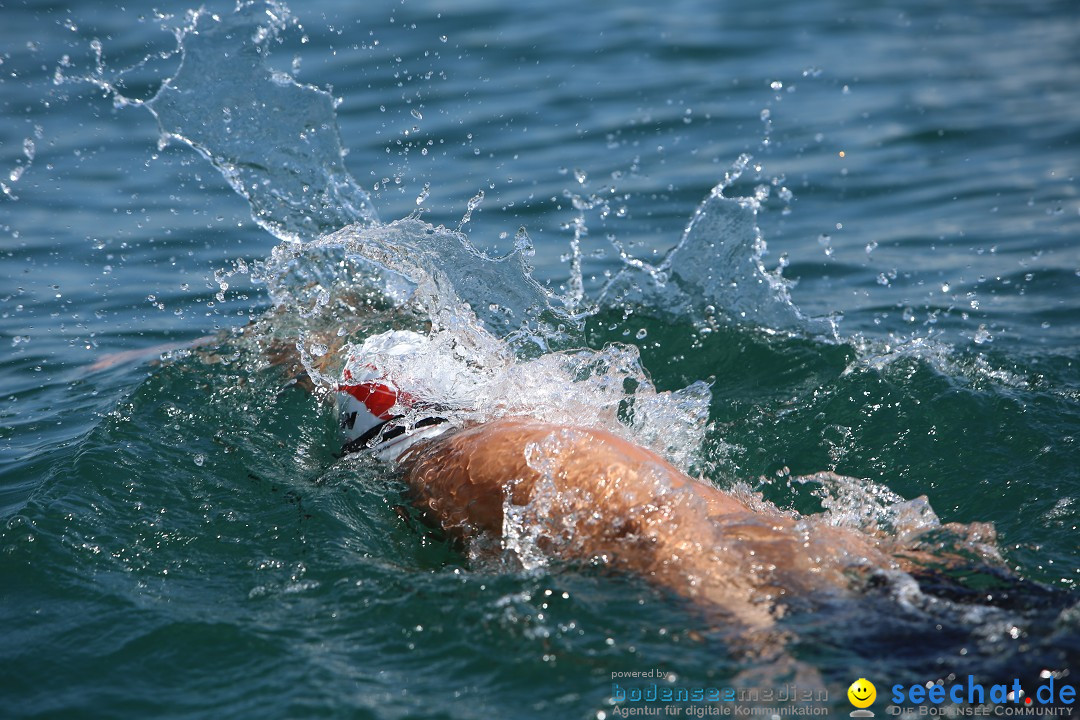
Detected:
left=848, top=678, right=876, bottom=709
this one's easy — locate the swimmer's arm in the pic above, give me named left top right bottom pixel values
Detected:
left=87, top=334, right=219, bottom=372
left=262, top=329, right=347, bottom=395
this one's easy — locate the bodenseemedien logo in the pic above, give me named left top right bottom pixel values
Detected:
left=849, top=678, right=877, bottom=717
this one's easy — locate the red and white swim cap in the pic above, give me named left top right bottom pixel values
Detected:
left=334, top=330, right=449, bottom=461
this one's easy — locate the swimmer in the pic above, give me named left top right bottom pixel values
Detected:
left=322, top=329, right=1005, bottom=632
left=89, top=323, right=1016, bottom=634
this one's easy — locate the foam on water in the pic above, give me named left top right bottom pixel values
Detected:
left=308, top=219, right=566, bottom=349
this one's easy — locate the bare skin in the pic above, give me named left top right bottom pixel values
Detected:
left=401, top=417, right=898, bottom=630
left=87, top=335, right=218, bottom=372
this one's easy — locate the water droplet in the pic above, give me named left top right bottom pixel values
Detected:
left=817, top=234, right=833, bottom=257
left=635, top=328, right=648, bottom=340
left=458, top=190, right=484, bottom=229
left=514, top=226, right=533, bottom=255
left=194, top=454, right=205, bottom=467
left=415, top=181, right=430, bottom=206
left=410, top=108, right=423, bottom=120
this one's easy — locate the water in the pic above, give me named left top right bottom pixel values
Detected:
left=3, top=0, right=1079, bottom=717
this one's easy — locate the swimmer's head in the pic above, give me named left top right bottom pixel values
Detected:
left=334, top=330, right=427, bottom=444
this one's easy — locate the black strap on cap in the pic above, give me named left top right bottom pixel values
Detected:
left=341, top=416, right=448, bottom=456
